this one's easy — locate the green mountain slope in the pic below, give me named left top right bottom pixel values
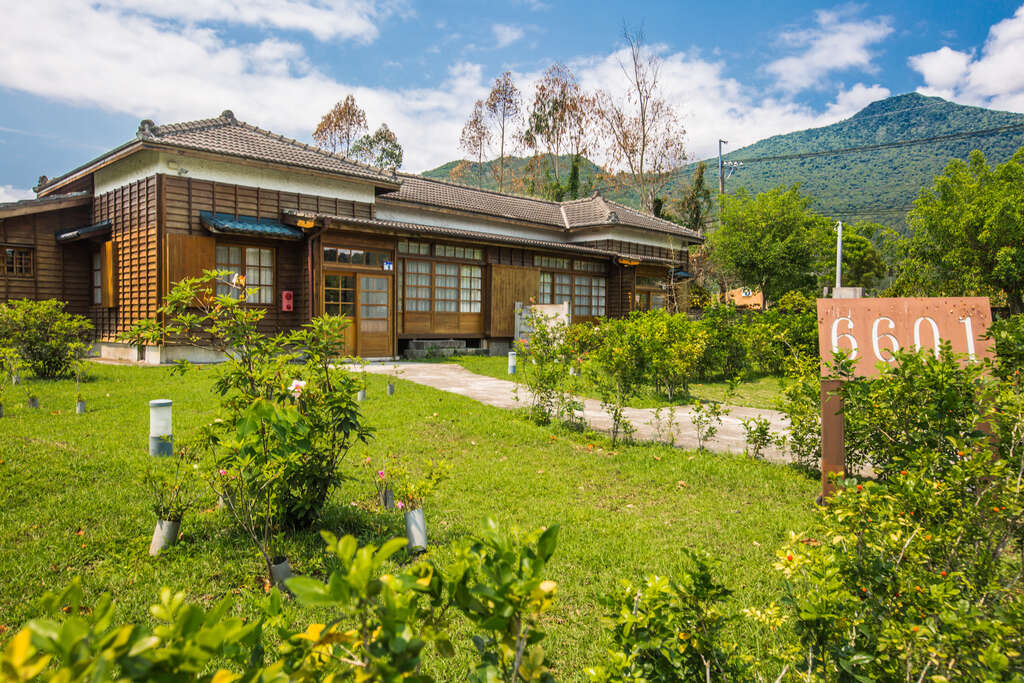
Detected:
left=421, top=93, right=1024, bottom=232
left=421, top=154, right=604, bottom=198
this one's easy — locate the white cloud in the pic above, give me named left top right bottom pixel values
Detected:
left=910, top=5, right=1024, bottom=111
left=0, top=2, right=487, bottom=172
left=492, top=23, right=526, bottom=48
left=0, top=185, right=35, bottom=203
left=94, top=0, right=401, bottom=43
left=572, top=45, right=890, bottom=162
left=766, top=8, right=893, bottom=92
left=0, top=1, right=902, bottom=177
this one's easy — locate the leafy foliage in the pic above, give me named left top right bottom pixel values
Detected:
left=0, top=299, right=92, bottom=379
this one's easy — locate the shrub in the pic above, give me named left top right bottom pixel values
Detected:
left=584, top=317, right=647, bottom=444
left=638, top=309, right=708, bottom=401
left=987, top=313, right=1024, bottom=380
left=586, top=553, right=746, bottom=682
left=777, top=353, right=822, bottom=471
left=123, top=272, right=371, bottom=578
left=0, top=299, right=92, bottom=378
left=515, top=309, right=581, bottom=426
left=694, top=303, right=747, bottom=380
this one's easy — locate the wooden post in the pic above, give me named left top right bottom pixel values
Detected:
left=819, top=379, right=845, bottom=503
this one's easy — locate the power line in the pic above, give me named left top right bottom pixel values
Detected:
left=729, top=122, right=1024, bottom=164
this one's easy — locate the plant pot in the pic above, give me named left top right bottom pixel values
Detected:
left=270, top=555, right=293, bottom=588
left=357, top=389, right=367, bottom=402
left=404, top=508, right=427, bottom=553
left=386, top=382, right=395, bottom=396
left=149, top=519, right=181, bottom=556
left=75, top=400, right=86, bottom=414
left=27, top=397, right=39, bottom=409
left=379, top=484, right=395, bottom=509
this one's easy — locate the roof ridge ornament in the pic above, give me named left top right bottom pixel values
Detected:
left=137, top=119, right=157, bottom=139
left=220, top=110, right=235, bottom=121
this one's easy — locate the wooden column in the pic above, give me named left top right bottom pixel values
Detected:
left=819, top=379, right=845, bottom=503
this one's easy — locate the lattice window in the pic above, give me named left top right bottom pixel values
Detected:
left=3, top=246, right=33, bottom=277
left=460, top=265, right=482, bottom=313
left=434, top=262, right=458, bottom=312
left=574, top=259, right=606, bottom=273
left=436, top=244, right=483, bottom=260
left=554, top=273, right=571, bottom=305
left=91, top=251, right=102, bottom=305
left=534, top=254, right=569, bottom=269
left=539, top=272, right=552, bottom=304
left=397, top=240, right=430, bottom=256
left=404, top=260, right=431, bottom=312
left=216, top=245, right=274, bottom=304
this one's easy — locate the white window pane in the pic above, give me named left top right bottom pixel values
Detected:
left=229, top=246, right=241, bottom=264
left=216, top=245, right=228, bottom=264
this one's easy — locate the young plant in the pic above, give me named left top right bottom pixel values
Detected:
left=584, top=317, right=645, bottom=445
left=397, top=459, right=451, bottom=511
left=647, top=406, right=679, bottom=447
left=144, top=448, right=201, bottom=522
left=451, top=518, right=560, bottom=682
left=363, top=450, right=404, bottom=508
left=740, top=415, right=773, bottom=459
left=690, top=400, right=727, bottom=453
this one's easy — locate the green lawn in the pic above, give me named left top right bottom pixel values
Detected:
left=0, top=363, right=817, bottom=679
left=448, top=354, right=788, bottom=410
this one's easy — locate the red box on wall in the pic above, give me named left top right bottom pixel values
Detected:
left=281, top=290, right=294, bottom=312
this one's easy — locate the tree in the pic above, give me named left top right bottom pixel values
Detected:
left=350, top=124, right=403, bottom=170
left=821, top=227, right=887, bottom=291
left=485, top=71, right=522, bottom=193
left=891, top=148, right=1024, bottom=313
left=596, top=29, right=686, bottom=213
left=458, top=100, right=491, bottom=188
left=521, top=63, right=581, bottom=187
left=708, top=185, right=831, bottom=306
left=312, top=95, right=368, bottom=156
left=665, top=161, right=712, bottom=234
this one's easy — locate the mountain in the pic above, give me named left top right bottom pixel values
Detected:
left=421, top=94, right=1024, bottom=232
left=421, top=154, right=603, bottom=199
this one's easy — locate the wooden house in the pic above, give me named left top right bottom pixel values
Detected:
left=0, top=111, right=701, bottom=361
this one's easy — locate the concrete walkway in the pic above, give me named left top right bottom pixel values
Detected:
left=363, top=362, right=790, bottom=461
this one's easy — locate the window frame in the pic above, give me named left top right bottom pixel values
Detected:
left=3, top=245, right=34, bottom=278
left=215, top=243, right=275, bottom=306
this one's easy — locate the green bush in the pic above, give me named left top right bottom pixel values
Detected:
left=0, top=299, right=92, bottom=379
left=514, top=309, right=582, bottom=426
left=694, top=304, right=747, bottom=380
left=986, top=313, right=1024, bottom=380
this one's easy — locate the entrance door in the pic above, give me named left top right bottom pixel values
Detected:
left=324, top=272, right=392, bottom=357
left=358, top=275, right=391, bottom=357
left=324, top=273, right=357, bottom=354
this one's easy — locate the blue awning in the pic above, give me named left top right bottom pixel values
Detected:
left=199, top=211, right=305, bottom=241
left=671, top=268, right=691, bottom=279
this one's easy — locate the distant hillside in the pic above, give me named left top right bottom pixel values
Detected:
left=422, top=154, right=603, bottom=199
left=422, top=94, right=1024, bottom=232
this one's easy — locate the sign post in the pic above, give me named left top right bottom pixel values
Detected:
left=815, top=297, right=994, bottom=502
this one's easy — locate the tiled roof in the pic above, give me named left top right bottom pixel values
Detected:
left=0, top=191, right=91, bottom=218
left=379, top=174, right=701, bottom=242
left=382, top=174, right=567, bottom=228
left=200, top=211, right=305, bottom=240
left=282, top=209, right=685, bottom=265
left=137, top=112, right=399, bottom=186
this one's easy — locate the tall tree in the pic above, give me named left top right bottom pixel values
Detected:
left=350, top=124, right=403, bottom=170
left=708, top=185, right=831, bottom=306
left=667, top=161, right=713, bottom=235
left=485, top=71, right=522, bottom=193
left=521, top=63, right=580, bottom=186
left=596, top=29, right=686, bottom=214
left=313, top=95, right=368, bottom=156
left=458, top=100, right=491, bottom=188
left=891, top=148, right=1024, bottom=313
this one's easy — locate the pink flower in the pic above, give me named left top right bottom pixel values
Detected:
left=377, top=470, right=386, bottom=479
left=288, top=379, right=307, bottom=398
left=396, top=501, right=405, bottom=509
left=364, top=456, right=372, bottom=465
left=219, top=469, right=227, bottom=476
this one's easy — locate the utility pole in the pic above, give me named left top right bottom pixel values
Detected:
left=834, top=220, right=843, bottom=291
left=718, top=139, right=728, bottom=194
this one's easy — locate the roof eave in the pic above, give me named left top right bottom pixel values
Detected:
left=0, top=192, right=93, bottom=219
left=375, top=196, right=566, bottom=233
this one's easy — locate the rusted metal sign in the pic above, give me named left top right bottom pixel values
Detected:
left=816, top=297, right=994, bottom=378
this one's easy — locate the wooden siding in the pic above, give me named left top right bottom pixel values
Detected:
left=487, top=265, right=540, bottom=337
left=0, top=205, right=93, bottom=315
left=91, top=177, right=159, bottom=341
left=608, top=263, right=635, bottom=318
left=587, top=239, right=687, bottom=264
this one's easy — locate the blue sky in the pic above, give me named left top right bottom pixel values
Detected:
left=2, top=1, right=1023, bottom=201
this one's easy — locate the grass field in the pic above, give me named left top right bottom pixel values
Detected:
left=447, top=354, right=788, bottom=410
left=0, top=362, right=817, bottom=679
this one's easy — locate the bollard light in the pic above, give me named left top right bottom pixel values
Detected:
left=149, top=399, right=173, bottom=456
left=507, top=351, right=517, bottom=375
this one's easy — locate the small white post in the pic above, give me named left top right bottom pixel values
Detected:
left=507, top=351, right=517, bottom=375
left=149, top=399, right=173, bottom=456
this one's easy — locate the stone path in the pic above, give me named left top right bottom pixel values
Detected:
left=362, top=362, right=790, bottom=462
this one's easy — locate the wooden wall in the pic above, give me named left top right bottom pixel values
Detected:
left=91, top=177, right=159, bottom=341
left=0, top=205, right=92, bottom=314
left=588, top=239, right=686, bottom=264
left=608, top=263, right=635, bottom=319
left=487, top=265, right=540, bottom=337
